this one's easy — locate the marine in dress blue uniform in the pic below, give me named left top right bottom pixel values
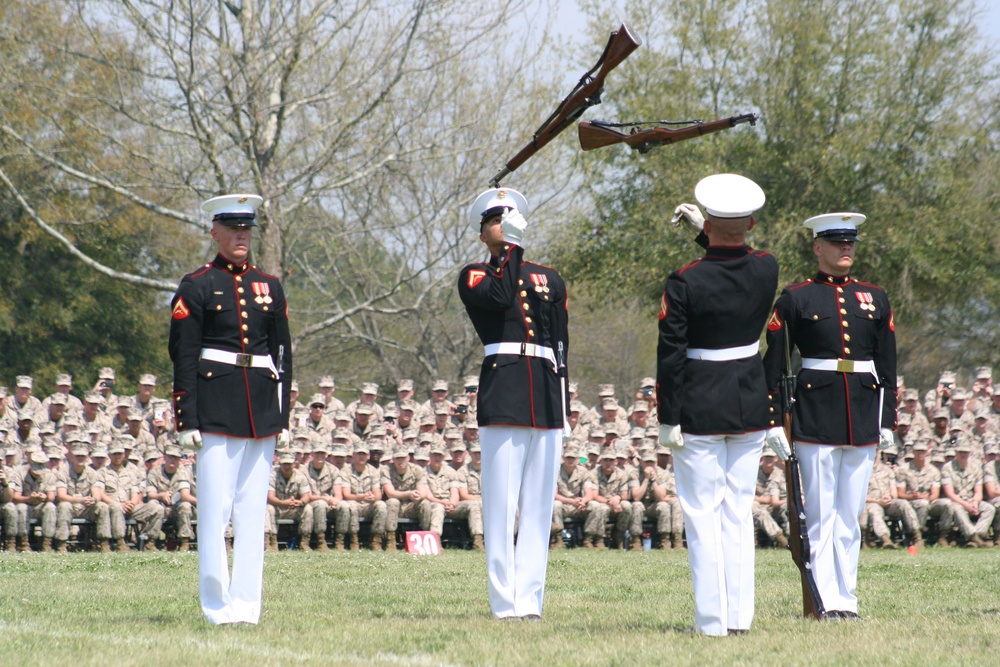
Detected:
left=458, top=187, right=568, bottom=620
left=658, top=174, right=779, bottom=636
left=169, top=194, right=291, bottom=625
left=761, top=212, right=896, bottom=619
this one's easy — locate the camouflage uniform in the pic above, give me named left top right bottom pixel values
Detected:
left=595, top=461, right=633, bottom=547
left=454, top=462, right=485, bottom=538
left=751, top=463, right=787, bottom=546
left=265, top=465, right=313, bottom=539
left=552, top=460, right=604, bottom=542
left=334, top=463, right=387, bottom=540
left=145, top=460, right=193, bottom=547
left=861, top=459, right=918, bottom=547
left=305, top=459, right=339, bottom=544
left=941, top=457, right=995, bottom=542
left=897, top=458, right=950, bottom=538
left=638, top=460, right=684, bottom=548
left=420, top=463, right=453, bottom=535
left=1, top=463, right=18, bottom=549
left=983, top=459, right=1000, bottom=540
left=381, top=461, right=431, bottom=534
left=55, top=463, right=112, bottom=545
left=11, top=461, right=57, bottom=546
left=95, top=460, right=165, bottom=547
left=174, top=467, right=198, bottom=542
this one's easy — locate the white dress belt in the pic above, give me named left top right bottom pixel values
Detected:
left=800, top=358, right=876, bottom=375
left=484, top=342, right=556, bottom=366
left=200, top=348, right=279, bottom=376
left=686, top=341, right=760, bottom=361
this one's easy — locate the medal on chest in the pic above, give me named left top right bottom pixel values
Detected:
left=855, top=292, right=875, bottom=311
left=529, top=273, right=550, bottom=294
left=252, top=282, right=272, bottom=305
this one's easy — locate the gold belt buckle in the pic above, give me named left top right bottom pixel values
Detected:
left=235, top=353, right=252, bottom=367
left=836, top=359, right=855, bottom=373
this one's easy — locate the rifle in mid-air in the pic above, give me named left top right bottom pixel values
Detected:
left=781, top=327, right=826, bottom=620
left=578, top=113, right=758, bottom=153
left=489, top=23, right=642, bottom=187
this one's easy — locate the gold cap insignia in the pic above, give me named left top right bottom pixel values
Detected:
left=238, top=197, right=248, bottom=203
left=497, top=190, right=506, bottom=199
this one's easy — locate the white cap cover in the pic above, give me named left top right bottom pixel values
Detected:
left=803, top=212, right=866, bottom=240
left=694, top=174, right=765, bottom=218
left=468, top=188, right=528, bottom=229
left=202, top=194, right=263, bottom=226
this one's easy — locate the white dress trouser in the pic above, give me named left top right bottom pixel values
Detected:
left=479, top=426, right=561, bottom=619
left=197, top=433, right=276, bottom=625
left=673, top=431, right=764, bottom=636
left=795, top=442, right=875, bottom=614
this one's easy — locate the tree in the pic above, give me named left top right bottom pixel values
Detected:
left=553, top=0, right=1000, bottom=389
left=0, top=0, right=574, bottom=391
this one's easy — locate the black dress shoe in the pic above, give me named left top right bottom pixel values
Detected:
left=823, top=611, right=844, bottom=620
left=840, top=611, right=861, bottom=620
left=727, top=629, right=749, bottom=636
left=522, top=614, right=543, bottom=622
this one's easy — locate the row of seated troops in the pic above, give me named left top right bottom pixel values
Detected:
left=5, top=365, right=1000, bottom=552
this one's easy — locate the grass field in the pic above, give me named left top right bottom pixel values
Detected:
left=1, top=547, right=999, bottom=666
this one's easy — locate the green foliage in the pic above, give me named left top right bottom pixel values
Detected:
left=0, top=195, right=171, bottom=393
left=555, top=0, right=1000, bottom=388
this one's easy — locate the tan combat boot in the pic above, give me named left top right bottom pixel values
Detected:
left=473, top=535, right=485, bottom=552
left=99, top=539, right=111, bottom=553
left=630, top=535, right=643, bottom=551
left=16, top=536, right=28, bottom=552
left=4, top=537, right=16, bottom=552
left=333, top=534, right=346, bottom=551
left=672, top=534, right=686, bottom=550
left=384, top=534, right=397, bottom=552
left=115, top=538, right=128, bottom=552
left=41, top=537, right=53, bottom=552
left=299, top=537, right=312, bottom=552
left=347, top=533, right=360, bottom=551
left=655, top=533, right=670, bottom=550
left=264, top=534, right=276, bottom=552
left=911, top=531, right=924, bottom=549
left=144, top=540, right=160, bottom=552
left=549, top=531, right=563, bottom=550
left=775, top=533, right=789, bottom=549
left=936, top=536, right=951, bottom=548
left=55, top=539, right=68, bottom=554
left=969, top=534, right=988, bottom=548
left=316, top=536, right=330, bottom=552
left=176, top=538, right=189, bottom=553
left=592, top=535, right=606, bottom=550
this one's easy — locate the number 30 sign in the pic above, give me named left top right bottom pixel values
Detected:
left=405, top=531, right=442, bottom=555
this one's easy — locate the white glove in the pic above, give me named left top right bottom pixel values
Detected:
left=178, top=429, right=202, bottom=450
left=764, top=427, right=791, bottom=462
left=277, top=429, right=290, bottom=447
left=659, top=424, right=684, bottom=450
left=878, top=428, right=895, bottom=450
left=501, top=208, right=528, bottom=247
left=670, top=203, right=705, bottom=232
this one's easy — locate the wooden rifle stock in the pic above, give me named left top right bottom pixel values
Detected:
left=489, top=23, right=642, bottom=186
left=781, top=328, right=826, bottom=620
left=578, top=113, right=758, bottom=153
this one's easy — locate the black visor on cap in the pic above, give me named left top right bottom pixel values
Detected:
left=816, top=228, right=859, bottom=242
left=214, top=212, right=258, bottom=227
left=480, top=206, right=510, bottom=224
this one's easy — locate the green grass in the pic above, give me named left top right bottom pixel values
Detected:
left=1, top=548, right=999, bottom=666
